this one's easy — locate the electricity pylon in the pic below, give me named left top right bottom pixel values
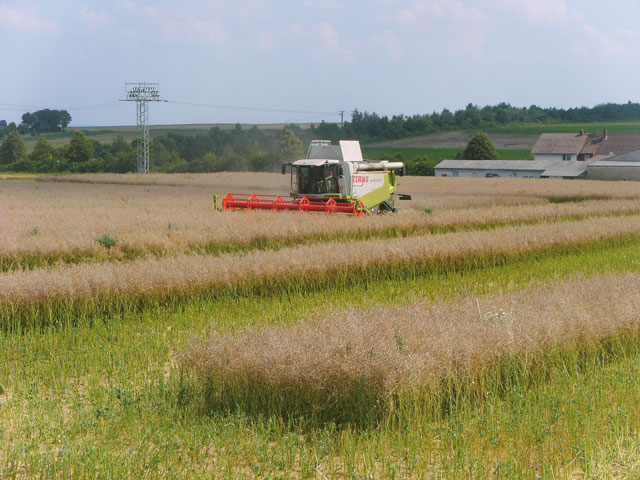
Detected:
left=120, top=83, right=165, bottom=173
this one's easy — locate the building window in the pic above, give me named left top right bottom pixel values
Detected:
left=562, top=154, right=572, bottom=161
left=453, top=171, right=459, bottom=177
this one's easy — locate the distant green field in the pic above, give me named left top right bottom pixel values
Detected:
left=486, top=122, right=640, bottom=135
left=20, top=123, right=315, bottom=152
left=362, top=147, right=531, bottom=166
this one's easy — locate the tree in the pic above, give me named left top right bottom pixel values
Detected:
left=457, top=132, right=498, bottom=160
left=21, top=109, right=72, bottom=133
left=29, top=138, right=55, bottom=172
left=66, top=130, right=94, bottom=164
left=0, top=131, right=27, bottom=167
left=278, top=128, right=303, bottom=161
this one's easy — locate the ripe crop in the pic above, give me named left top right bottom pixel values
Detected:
left=185, top=272, right=640, bottom=420
left=2, top=179, right=639, bottom=271
left=2, top=214, right=640, bottom=319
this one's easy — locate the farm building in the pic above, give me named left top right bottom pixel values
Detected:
left=434, top=160, right=587, bottom=179
left=532, top=131, right=640, bottom=162
left=434, top=131, right=640, bottom=180
left=588, top=161, right=640, bottom=181
left=586, top=149, right=640, bottom=180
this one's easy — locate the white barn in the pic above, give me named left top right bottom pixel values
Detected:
left=434, top=160, right=587, bottom=179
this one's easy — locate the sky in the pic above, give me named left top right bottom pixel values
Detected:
left=1, top=0, right=640, bottom=127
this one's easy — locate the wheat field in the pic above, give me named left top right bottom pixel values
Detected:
left=3, top=179, right=639, bottom=270
left=3, top=173, right=640, bottom=478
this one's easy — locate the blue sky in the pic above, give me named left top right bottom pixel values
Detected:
left=1, top=0, right=639, bottom=126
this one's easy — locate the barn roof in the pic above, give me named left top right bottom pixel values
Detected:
left=531, top=133, right=590, bottom=155
left=602, top=149, right=640, bottom=162
left=589, top=161, right=640, bottom=168
left=593, top=134, right=640, bottom=157
left=540, top=162, right=588, bottom=178
left=435, top=160, right=548, bottom=171
left=434, top=159, right=588, bottom=178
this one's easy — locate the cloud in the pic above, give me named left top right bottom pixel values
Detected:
left=372, top=30, right=404, bottom=58
left=291, top=21, right=354, bottom=61
left=78, top=7, right=118, bottom=30
left=303, top=0, right=342, bottom=9
left=393, top=9, right=417, bottom=24
left=162, top=12, right=228, bottom=45
left=314, top=22, right=340, bottom=49
left=246, top=31, right=276, bottom=51
left=413, top=1, right=486, bottom=22
left=0, top=1, right=59, bottom=34
left=499, top=0, right=568, bottom=24
left=115, top=3, right=229, bottom=45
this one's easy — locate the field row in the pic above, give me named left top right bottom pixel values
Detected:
left=3, top=235, right=640, bottom=477
left=36, top=173, right=640, bottom=200
left=3, top=179, right=639, bottom=269
left=3, top=214, right=640, bottom=322
left=186, top=271, right=640, bottom=421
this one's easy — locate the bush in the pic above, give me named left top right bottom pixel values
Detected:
left=456, top=132, right=498, bottom=160
left=96, top=234, right=118, bottom=249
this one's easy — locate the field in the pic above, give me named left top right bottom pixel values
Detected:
left=20, top=123, right=312, bottom=151
left=362, top=147, right=531, bottom=167
left=485, top=122, right=640, bottom=135
left=2, top=173, right=640, bottom=478
left=368, top=132, right=538, bottom=150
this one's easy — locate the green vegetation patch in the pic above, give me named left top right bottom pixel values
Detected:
left=486, top=121, right=640, bottom=135
left=362, top=147, right=531, bottom=167
left=3, top=241, right=640, bottom=477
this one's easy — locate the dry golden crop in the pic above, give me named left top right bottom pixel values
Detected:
left=399, top=175, right=640, bottom=200
left=36, top=171, right=292, bottom=191
left=2, top=179, right=639, bottom=266
left=39, top=172, right=640, bottom=202
left=2, top=214, right=640, bottom=307
left=185, top=271, right=640, bottom=402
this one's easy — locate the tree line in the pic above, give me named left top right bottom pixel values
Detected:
left=0, top=124, right=438, bottom=175
left=0, top=125, right=312, bottom=174
left=323, top=101, right=640, bottom=141
left=0, top=109, right=71, bottom=136
left=2, top=100, right=640, bottom=175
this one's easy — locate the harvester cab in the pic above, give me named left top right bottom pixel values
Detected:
left=222, top=140, right=411, bottom=216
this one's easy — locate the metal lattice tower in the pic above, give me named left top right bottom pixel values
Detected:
left=120, top=83, right=165, bottom=173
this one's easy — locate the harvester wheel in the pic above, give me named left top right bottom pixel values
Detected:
left=273, top=196, right=284, bottom=212
left=325, top=197, right=337, bottom=215
left=247, top=194, right=259, bottom=211
left=299, top=196, right=310, bottom=213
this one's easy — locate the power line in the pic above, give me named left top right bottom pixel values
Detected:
left=0, top=100, right=339, bottom=116
left=169, top=100, right=338, bottom=116
left=0, top=102, right=123, bottom=111
left=0, top=99, right=345, bottom=122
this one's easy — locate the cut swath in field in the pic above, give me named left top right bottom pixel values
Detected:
left=37, top=172, right=640, bottom=202
left=184, top=272, right=640, bottom=422
left=2, top=177, right=639, bottom=270
left=3, top=214, right=640, bottom=323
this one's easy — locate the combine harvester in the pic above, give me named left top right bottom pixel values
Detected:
left=222, top=140, right=411, bottom=216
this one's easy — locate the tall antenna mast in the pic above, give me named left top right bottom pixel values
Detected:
left=120, top=82, right=165, bottom=173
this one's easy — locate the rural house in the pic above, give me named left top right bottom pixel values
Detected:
left=435, top=130, right=640, bottom=180
left=532, top=130, right=640, bottom=162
